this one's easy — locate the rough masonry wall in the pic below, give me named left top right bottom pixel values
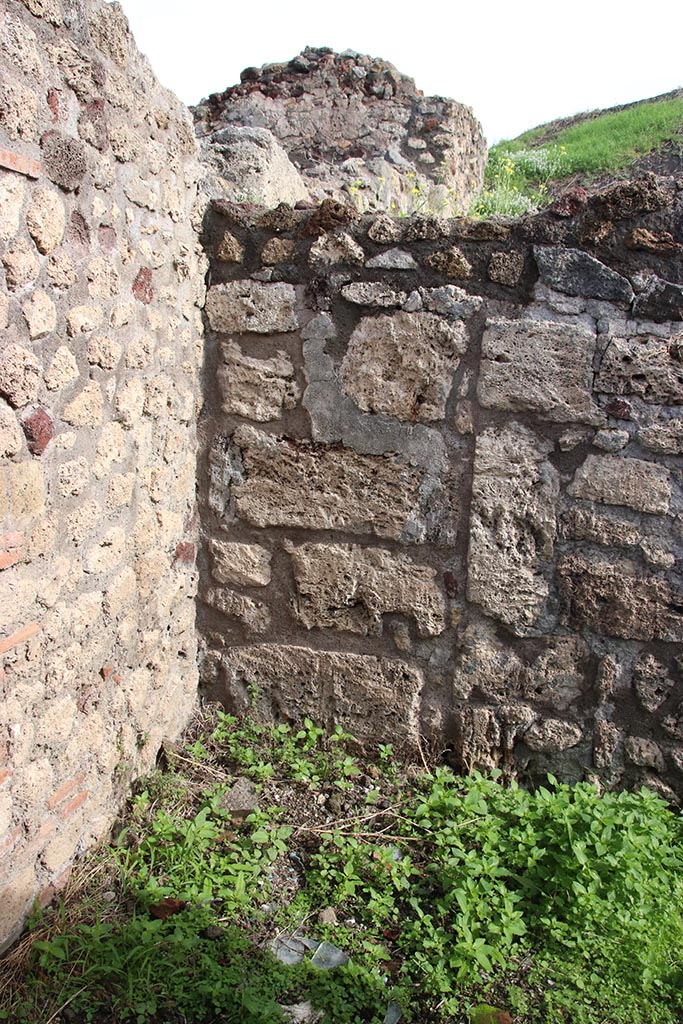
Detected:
left=199, top=178, right=683, bottom=801
left=193, top=48, right=486, bottom=217
left=0, top=0, right=206, bottom=949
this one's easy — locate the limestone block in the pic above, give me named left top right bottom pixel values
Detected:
left=288, top=542, right=446, bottom=636
left=205, top=125, right=308, bottom=207
left=0, top=345, right=42, bottom=408
left=452, top=622, right=524, bottom=701
left=562, top=506, right=640, bottom=547
left=67, top=501, right=100, bottom=544
left=568, top=454, right=670, bottom=515
left=523, top=718, right=583, bottom=752
left=84, top=528, right=126, bottom=574
left=367, top=215, right=402, bottom=244
left=26, top=189, right=65, bottom=254
left=204, top=587, right=270, bottom=633
left=220, top=644, right=423, bottom=748
left=2, top=238, right=40, bottom=290
left=87, top=335, right=122, bottom=370
left=205, top=281, right=298, bottom=334
left=19, top=0, right=63, bottom=24
left=8, top=461, right=45, bottom=521
left=624, top=736, right=665, bottom=771
left=217, top=341, right=299, bottom=421
left=340, top=312, right=466, bottom=422
left=232, top=425, right=425, bottom=541
left=340, top=282, right=407, bottom=308
left=115, top=379, right=145, bottom=426
left=88, top=2, right=129, bottom=66
left=534, top=246, right=633, bottom=304
left=521, top=637, right=589, bottom=712
left=633, top=654, right=675, bottom=712
left=478, top=318, right=599, bottom=423
left=0, top=293, right=8, bottom=330
left=208, top=539, right=271, bottom=587
left=67, top=306, right=103, bottom=336
left=47, top=251, right=77, bottom=289
left=638, top=418, right=683, bottom=454
left=558, top=555, right=683, bottom=642
left=0, top=175, right=25, bottom=241
left=467, top=423, right=559, bottom=631
left=58, top=458, right=89, bottom=497
left=596, top=334, right=683, bottom=404
left=309, top=231, right=365, bottom=266
left=62, top=383, right=104, bottom=428
left=22, top=291, right=56, bottom=339
left=0, top=401, right=23, bottom=457
left=93, top=422, right=126, bottom=478
left=86, top=257, right=120, bottom=300
left=0, top=13, right=43, bottom=78
left=0, top=75, right=37, bottom=141
left=45, top=347, right=79, bottom=391
left=366, top=248, right=417, bottom=270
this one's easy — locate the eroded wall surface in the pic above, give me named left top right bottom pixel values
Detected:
left=0, top=0, right=206, bottom=948
left=199, top=181, right=683, bottom=801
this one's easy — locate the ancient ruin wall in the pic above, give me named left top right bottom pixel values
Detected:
left=0, top=0, right=206, bottom=949
left=199, top=181, right=683, bottom=801
left=193, top=48, right=486, bottom=217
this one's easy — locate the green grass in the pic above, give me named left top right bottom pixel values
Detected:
left=2, top=707, right=683, bottom=1023
left=470, top=95, right=683, bottom=217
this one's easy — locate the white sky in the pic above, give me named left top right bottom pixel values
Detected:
left=118, top=0, right=683, bottom=144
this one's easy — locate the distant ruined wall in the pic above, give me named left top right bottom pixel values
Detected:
left=193, top=48, right=486, bottom=217
left=0, top=0, right=205, bottom=949
left=198, top=180, right=683, bottom=802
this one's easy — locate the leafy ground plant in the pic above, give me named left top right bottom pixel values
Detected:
left=470, top=94, right=683, bottom=217
left=2, top=704, right=683, bottom=1023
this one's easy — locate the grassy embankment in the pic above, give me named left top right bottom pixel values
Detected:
left=470, top=94, right=683, bottom=217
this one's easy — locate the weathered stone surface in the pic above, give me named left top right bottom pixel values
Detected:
left=426, top=246, right=472, bottom=278
left=523, top=718, right=583, bottom=753
left=26, top=189, right=65, bottom=254
left=309, top=231, right=364, bottom=266
left=62, top=382, right=104, bottom=427
left=0, top=175, right=24, bottom=242
left=365, top=248, right=417, bottom=270
left=452, top=622, right=524, bottom=701
left=596, top=334, right=683, bottom=404
left=2, top=238, right=40, bottom=290
left=593, top=428, right=629, bottom=452
left=41, top=130, right=87, bottom=191
left=451, top=706, right=502, bottom=771
left=340, top=282, right=407, bottom=307
left=478, top=318, right=599, bottom=423
left=467, top=423, right=559, bottom=632
left=568, top=454, right=670, bottom=515
left=206, top=281, right=298, bottom=334
left=625, top=736, right=665, bottom=771
left=22, top=291, right=56, bottom=339
left=204, top=587, right=270, bottom=633
left=0, top=400, right=23, bottom=457
left=367, top=215, right=402, bottom=244
left=217, top=341, right=299, bottom=421
left=287, top=541, right=445, bottom=637
left=261, top=237, right=294, bottom=265
left=45, top=346, right=79, bottom=390
left=209, top=539, right=271, bottom=587
left=633, top=653, right=675, bottom=712
left=633, top=275, right=683, bottom=322
left=534, top=246, right=634, bottom=304
left=488, top=251, right=524, bottom=286
left=231, top=425, right=426, bottom=541
left=638, top=418, right=683, bottom=454
left=562, top=506, right=640, bottom=548
left=219, top=644, right=423, bottom=749
left=202, top=125, right=309, bottom=207
left=340, top=312, right=467, bottom=422
left=0, top=344, right=42, bottom=408
left=558, top=555, right=683, bottom=642
left=215, top=231, right=244, bottom=263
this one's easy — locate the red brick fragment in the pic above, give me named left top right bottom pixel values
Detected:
left=0, top=148, right=40, bottom=178
left=0, top=550, right=23, bottom=571
left=0, top=532, right=24, bottom=551
left=0, top=767, right=12, bottom=787
left=58, top=790, right=88, bottom=821
left=173, top=541, right=195, bottom=566
left=21, top=408, right=54, bottom=456
left=0, top=622, right=40, bottom=656
left=47, top=772, right=86, bottom=812
left=133, top=267, right=153, bottom=304
left=98, top=224, right=116, bottom=249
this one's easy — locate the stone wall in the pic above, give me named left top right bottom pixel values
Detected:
left=193, top=48, right=486, bottom=217
left=0, top=0, right=206, bottom=949
left=199, top=179, right=683, bottom=802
